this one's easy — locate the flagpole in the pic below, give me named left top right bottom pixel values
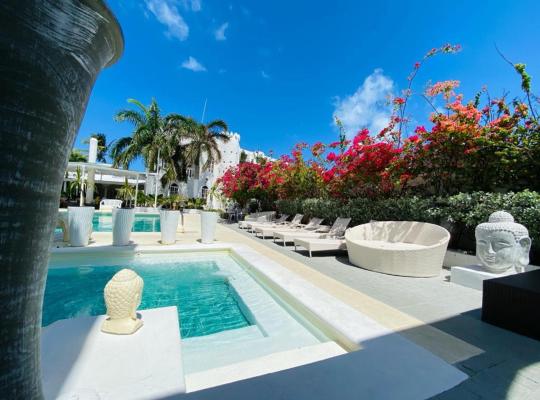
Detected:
left=201, top=98, right=207, bottom=123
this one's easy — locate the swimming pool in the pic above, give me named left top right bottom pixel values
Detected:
left=93, top=212, right=160, bottom=232
left=45, top=251, right=331, bottom=373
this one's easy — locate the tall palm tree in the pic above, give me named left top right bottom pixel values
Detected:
left=109, top=98, right=164, bottom=170
left=158, top=114, right=191, bottom=185
left=84, top=132, right=108, bottom=162
left=183, top=118, right=230, bottom=176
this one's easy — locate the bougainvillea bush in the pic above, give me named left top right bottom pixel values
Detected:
left=216, top=43, right=539, bottom=204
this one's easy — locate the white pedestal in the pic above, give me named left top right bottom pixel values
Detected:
left=112, top=208, right=135, bottom=246
left=201, top=211, right=218, bottom=244
left=451, top=264, right=539, bottom=291
left=450, top=265, right=515, bottom=290
left=41, top=307, right=185, bottom=399
left=160, top=210, right=181, bottom=244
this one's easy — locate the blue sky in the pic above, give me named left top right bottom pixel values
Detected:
left=77, top=0, right=540, bottom=171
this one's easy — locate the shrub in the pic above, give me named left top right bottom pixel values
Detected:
left=301, top=198, right=343, bottom=222
left=275, top=199, right=303, bottom=217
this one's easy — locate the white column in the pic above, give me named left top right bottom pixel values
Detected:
left=134, top=175, right=139, bottom=207
left=86, top=137, right=98, bottom=204
left=79, top=165, right=86, bottom=206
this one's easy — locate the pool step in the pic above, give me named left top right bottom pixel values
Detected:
left=185, top=341, right=347, bottom=392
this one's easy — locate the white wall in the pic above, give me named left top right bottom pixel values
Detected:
left=144, top=131, right=270, bottom=198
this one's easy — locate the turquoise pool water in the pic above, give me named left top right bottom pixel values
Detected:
left=43, top=255, right=251, bottom=338
left=93, top=212, right=160, bottom=232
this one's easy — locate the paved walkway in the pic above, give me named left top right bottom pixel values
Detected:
left=224, top=222, right=540, bottom=400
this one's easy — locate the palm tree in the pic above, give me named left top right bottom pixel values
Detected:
left=84, top=133, right=108, bottom=162
left=109, top=98, right=164, bottom=170
left=116, top=177, right=135, bottom=206
left=183, top=118, right=230, bottom=177
left=157, top=114, right=192, bottom=185
left=67, top=166, right=86, bottom=202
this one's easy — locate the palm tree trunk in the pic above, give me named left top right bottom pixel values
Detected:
left=0, top=1, right=123, bottom=398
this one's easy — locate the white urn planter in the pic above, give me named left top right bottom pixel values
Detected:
left=160, top=210, right=181, bottom=245
left=68, top=206, right=95, bottom=247
left=112, top=208, right=135, bottom=246
left=201, top=211, right=219, bottom=244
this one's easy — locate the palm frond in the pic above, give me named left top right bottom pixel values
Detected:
left=114, top=109, right=145, bottom=126
left=206, top=119, right=228, bottom=133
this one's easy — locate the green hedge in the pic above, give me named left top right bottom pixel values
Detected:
left=276, top=191, right=540, bottom=263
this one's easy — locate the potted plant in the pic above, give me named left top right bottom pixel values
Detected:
left=112, top=179, right=135, bottom=246
left=201, top=208, right=220, bottom=244
left=67, top=169, right=95, bottom=246
left=159, top=196, right=182, bottom=245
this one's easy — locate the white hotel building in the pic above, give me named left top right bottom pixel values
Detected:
left=64, top=132, right=268, bottom=205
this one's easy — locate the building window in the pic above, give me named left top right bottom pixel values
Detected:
left=201, top=186, right=208, bottom=198
left=170, top=183, right=179, bottom=194
left=186, top=167, right=192, bottom=178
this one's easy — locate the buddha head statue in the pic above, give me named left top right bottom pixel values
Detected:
left=101, top=269, right=144, bottom=335
left=475, top=211, right=531, bottom=274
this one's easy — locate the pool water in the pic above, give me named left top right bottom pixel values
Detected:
left=43, top=255, right=250, bottom=338
left=93, top=212, right=160, bottom=232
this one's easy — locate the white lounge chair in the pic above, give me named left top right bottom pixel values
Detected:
left=345, top=221, right=450, bottom=277
left=294, top=237, right=347, bottom=257
left=255, top=217, right=323, bottom=239
left=248, top=214, right=303, bottom=234
left=244, top=214, right=291, bottom=231
left=238, top=211, right=276, bottom=229
left=273, top=217, right=352, bottom=247
left=99, top=199, right=122, bottom=211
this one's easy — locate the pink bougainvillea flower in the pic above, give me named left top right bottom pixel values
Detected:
left=425, top=80, right=460, bottom=100
left=326, top=152, right=337, bottom=162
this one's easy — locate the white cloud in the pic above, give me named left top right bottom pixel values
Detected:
left=214, top=22, right=229, bottom=41
left=181, top=56, right=206, bottom=72
left=145, top=0, right=189, bottom=41
left=332, top=69, right=394, bottom=137
left=261, top=70, right=270, bottom=79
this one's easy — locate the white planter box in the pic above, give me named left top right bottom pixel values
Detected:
left=201, top=211, right=219, bottom=244
left=68, top=206, right=94, bottom=247
left=112, top=208, right=135, bottom=246
left=160, top=210, right=181, bottom=245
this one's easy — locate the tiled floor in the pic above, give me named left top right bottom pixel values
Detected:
left=225, top=223, right=540, bottom=400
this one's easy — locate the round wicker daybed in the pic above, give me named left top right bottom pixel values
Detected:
left=345, top=221, right=450, bottom=277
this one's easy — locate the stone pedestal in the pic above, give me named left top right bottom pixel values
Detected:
left=451, top=264, right=539, bottom=291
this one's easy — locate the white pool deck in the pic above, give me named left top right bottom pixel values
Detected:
left=44, top=214, right=478, bottom=399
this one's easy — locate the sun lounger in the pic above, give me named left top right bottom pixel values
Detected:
left=248, top=214, right=303, bottom=234
left=238, top=211, right=276, bottom=229
left=255, top=217, right=323, bottom=239
left=244, top=214, right=291, bottom=231
left=294, top=237, right=347, bottom=257
left=273, top=217, right=351, bottom=247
